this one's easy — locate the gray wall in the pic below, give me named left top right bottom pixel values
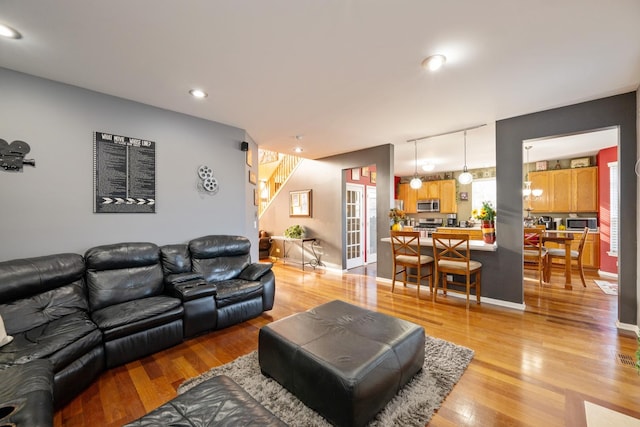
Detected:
left=0, top=68, right=258, bottom=261
left=259, top=144, right=394, bottom=276
left=496, top=92, right=637, bottom=324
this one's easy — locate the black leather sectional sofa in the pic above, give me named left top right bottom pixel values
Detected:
left=0, top=235, right=275, bottom=427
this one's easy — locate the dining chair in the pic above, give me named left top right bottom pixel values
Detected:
left=431, top=233, right=482, bottom=309
left=390, top=230, right=434, bottom=297
left=544, top=227, right=589, bottom=287
left=523, top=227, right=548, bottom=286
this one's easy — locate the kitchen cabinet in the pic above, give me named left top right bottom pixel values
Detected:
left=398, top=179, right=457, bottom=214
left=545, top=231, right=600, bottom=269
left=438, top=180, right=457, bottom=214
left=528, top=167, right=597, bottom=213
left=397, top=183, right=417, bottom=213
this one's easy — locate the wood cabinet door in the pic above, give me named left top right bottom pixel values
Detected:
left=549, top=169, right=572, bottom=212
left=425, top=181, right=440, bottom=199
left=528, top=171, right=550, bottom=212
left=416, top=183, right=430, bottom=200
left=571, top=167, right=598, bottom=212
left=398, top=183, right=417, bottom=213
left=439, top=180, right=457, bottom=213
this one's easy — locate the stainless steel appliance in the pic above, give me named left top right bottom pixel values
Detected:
left=446, top=213, right=457, bottom=226
left=414, top=217, right=443, bottom=237
left=565, top=217, right=597, bottom=231
left=538, top=216, right=555, bottom=230
left=416, top=199, right=440, bottom=213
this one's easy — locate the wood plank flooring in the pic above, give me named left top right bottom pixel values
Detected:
left=54, top=263, right=640, bottom=426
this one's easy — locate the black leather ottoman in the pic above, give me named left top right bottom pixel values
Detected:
left=124, top=375, right=285, bottom=426
left=258, top=300, right=425, bottom=427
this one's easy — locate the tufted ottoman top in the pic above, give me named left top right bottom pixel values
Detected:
left=258, top=300, right=425, bottom=427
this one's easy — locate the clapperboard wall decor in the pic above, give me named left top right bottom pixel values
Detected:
left=93, top=131, right=156, bottom=213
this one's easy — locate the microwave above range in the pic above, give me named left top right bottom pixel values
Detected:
left=417, top=199, right=440, bottom=213
left=565, top=217, right=597, bottom=231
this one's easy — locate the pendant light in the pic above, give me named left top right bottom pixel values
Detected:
left=458, top=130, right=473, bottom=184
left=409, top=140, right=422, bottom=189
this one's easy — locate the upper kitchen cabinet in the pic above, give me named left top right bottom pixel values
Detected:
left=528, top=166, right=597, bottom=213
left=397, top=179, right=457, bottom=214
left=572, top=166, right=598, bottom=212
left=397, top=183, right=417, bottom=213
left=438, top=179, right=457, bottom=213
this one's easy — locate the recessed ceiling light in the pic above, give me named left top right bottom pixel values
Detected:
left=421, top=163, right=435, bottom=172
left=294, top=147, right=303, bottom=153
left=0, top=24, right=22, bottom=39
left=421, top=54, right=446, bottom=72
left=189, top=89, right=208, bottom=98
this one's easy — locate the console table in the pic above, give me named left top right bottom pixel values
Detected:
left=270, top=236, right=320, bottom=270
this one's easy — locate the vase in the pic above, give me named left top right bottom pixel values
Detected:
left=482, top=220, right=496, bottom=244
left=391, top=222, right=403, bottom=231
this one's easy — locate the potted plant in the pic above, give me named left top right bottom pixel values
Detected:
left=388, top=208, right=406, bottom=231
left=472, top=201, right=496, bottom=243
left=284, top=225, right=304, bottom=239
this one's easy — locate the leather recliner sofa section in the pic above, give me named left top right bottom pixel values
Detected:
left=0, top=235, right=275, bottom=426
left=85, top=242, right=184, bottom=369
left=0, top=253, right=105, bottom=408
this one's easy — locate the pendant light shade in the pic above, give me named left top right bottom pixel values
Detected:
left=458, top=130, right=473, bottom=184
left=409, top=140, right=422, bottom=189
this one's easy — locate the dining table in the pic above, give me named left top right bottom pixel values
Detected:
left=541, top=231, right=574, bottom=289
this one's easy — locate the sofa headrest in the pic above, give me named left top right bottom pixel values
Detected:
left=189, top=236, right=250, bottom=259
left=0, top=253, right=85, bottom=303
left=84, top=242, right=160, bottom=270
left=160, top=244, right=192, bottom=275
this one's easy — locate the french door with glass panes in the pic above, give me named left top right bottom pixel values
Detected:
left=345, top=183, right=364, bottom=269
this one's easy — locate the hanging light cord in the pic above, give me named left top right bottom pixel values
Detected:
left=414, top=140, right=418, bottom=176
left=463, top=130, right=468, bottom=171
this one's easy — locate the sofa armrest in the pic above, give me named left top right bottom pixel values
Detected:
left=165, top=272, right=204, bottom=286
left=169, top=279, right=217, bottom=302
left=238, top=263, right=273, bottom=281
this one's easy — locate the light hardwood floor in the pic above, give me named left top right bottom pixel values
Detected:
left=54, top=263, right=639, bottom=426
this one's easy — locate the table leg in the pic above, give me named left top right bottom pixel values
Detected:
left=564, top=244, right=572, bottom=290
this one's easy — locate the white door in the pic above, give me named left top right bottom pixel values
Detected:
left=366, top=185, right=377, bottom=263
left=345, top=183, right=365, bottom=269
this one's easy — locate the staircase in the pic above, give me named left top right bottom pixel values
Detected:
left=258, top=149, right=302, bottom=217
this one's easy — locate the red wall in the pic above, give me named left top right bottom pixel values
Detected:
left=597, top=146, right=618, bottom=275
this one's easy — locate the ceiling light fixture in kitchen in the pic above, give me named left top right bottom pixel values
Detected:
left=409, top=140, right=422, bottom=189
left=457, top=130, right=473, bottom=185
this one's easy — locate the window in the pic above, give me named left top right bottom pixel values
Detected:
left=471, top=178, right=497, bottom=213
left=608, top=162, right=618, bottom=256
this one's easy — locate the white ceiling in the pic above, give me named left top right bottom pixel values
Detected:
left=1, top=1, right=638, bottom=176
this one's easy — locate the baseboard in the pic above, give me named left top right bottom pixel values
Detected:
left=597, top=270, right=618, bottom=279
left=616, top=321, right=639, bottom=336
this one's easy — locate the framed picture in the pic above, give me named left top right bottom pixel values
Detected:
left=253, top=189, right=259, bottom=206
left=246, top=148, right=253, bottom=167
left=351, top=168, right=360, bottom=180
left=361, top=166, right=370, bottom=177
left=289, top=189, right=312, bottom=217
left=459, top=191, right=469, bottom=201
left=371, top=171, right=377, bottom=184
left=249, top=171, right=257, bottom=184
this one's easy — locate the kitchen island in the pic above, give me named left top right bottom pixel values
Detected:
left=381, top=236, right=512, bottom=307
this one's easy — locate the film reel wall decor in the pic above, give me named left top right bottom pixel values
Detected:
left=197, top=165, right=219, bottom=195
